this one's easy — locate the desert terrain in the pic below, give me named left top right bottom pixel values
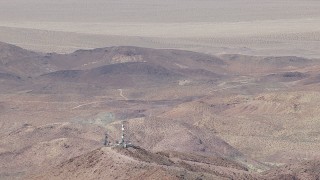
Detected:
left=0, top=0, right=320, bottom=58
left=1, top=0, right=320, bottom=179
left=0, top=42, right=320, bottom=179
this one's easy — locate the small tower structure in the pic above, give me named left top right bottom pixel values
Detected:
left=120, top=121, right=127, bottom=148
left=104, top=133, right=109, bottom=146
left=103, top=120, right=131, bottom=148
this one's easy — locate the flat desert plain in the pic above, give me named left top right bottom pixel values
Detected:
left=0, top=0, right=319, bottom=58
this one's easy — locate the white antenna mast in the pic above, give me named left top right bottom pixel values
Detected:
left=120, top=121, right=127, bottom=148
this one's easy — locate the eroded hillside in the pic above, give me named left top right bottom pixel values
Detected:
left=1, top=42, right=320, bottom=179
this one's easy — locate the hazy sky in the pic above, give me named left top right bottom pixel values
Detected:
left=0, top=0, right=319, bottom=23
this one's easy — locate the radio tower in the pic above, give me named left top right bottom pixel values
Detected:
left=120, top=121, right=127, bottom=148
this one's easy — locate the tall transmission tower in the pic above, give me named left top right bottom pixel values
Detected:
left=120, top=121, right=127, bottom=148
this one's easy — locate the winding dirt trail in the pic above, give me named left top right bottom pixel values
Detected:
left=71, top=102, right=101, bottom=110
left=118, top=89, right=128, bottom=100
